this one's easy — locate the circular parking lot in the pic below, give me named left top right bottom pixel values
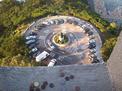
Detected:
left=24, top=16, right=103, bottom=66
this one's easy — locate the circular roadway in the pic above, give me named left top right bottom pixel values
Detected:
left=24, top=16, right=103, bottom=66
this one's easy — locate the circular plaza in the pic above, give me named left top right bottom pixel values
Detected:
left=24, top=16, right=103, bottom=66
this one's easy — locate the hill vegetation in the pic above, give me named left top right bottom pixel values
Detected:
left=0, top=0, right=120, bottom=66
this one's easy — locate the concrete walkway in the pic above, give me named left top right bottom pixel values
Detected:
left=0, top=64, right=112, bottom=91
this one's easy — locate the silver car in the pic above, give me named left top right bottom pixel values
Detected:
left=89, top=39, right=96, bottom=44
left=26, top=35, right=37, bottom=40
left=31, top=47, right=38, bottom=52
left=26, top=39, right=36, bottom=45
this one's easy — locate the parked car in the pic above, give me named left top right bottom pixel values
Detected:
left=54, top=19, right=60, bottom=25
left=31, top=47, right=38, bottom=52
left=28, top=43, right=36, bottom=49
left=29, top=47, right=39, bottom=58
left=79, top=23, right=83, bottom=27
left=48, top=20, right=54, bottom=25
left=51, top=20, right=57, bottom=25
left=89, top=35, right=95, bottom=39
left=27, top=41, right=39, bottom=48
left=42, top=21, right=50, bottom=25
left=36, top=51, right=50, bottom=62
left=30, top=32, right=37, bottom=35
left=90, top=53, right=97, bottom=58
left=73, top=20, right=79, bottom=25
left=26, top=35, right=37, bottom=40
left=90, top=48, right=96, bottom=54
left=50, top=45, right=55, bottom=50
left=48, top=59, right=57, bottom=67
left=89, top=42, right=96, bottom=49
left=81, top=25, right=86, bottom=29
left=38, top=24, right=47, bottom=28
left=89, top=39, right=96, bottom=44
left=29, top=51, right=40, bottom=58
left=67, top=19, right=73, bottom=24
left=82, top=25, right=90, bottom=33
left=92, top=57, right=100, bottom=63
left=37, top=25, right=44, bottom=30
left=58, top=19, right=65, bottom=24
left=25, top=39, right=36, bottom=45
left=29, top=47, right=38, bottom=55
left=87, top=31, right=93, bottom=36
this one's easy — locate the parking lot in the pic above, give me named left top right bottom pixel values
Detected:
left=24, top=16, right=103, bottom=66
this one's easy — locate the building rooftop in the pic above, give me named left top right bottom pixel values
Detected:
left=0, top=64, right=112, bottom=91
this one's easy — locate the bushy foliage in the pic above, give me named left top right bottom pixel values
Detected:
left=101, top=38, right=117, bottom=61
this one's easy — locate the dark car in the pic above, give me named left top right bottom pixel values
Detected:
left=30, top=32, right=37, bottom=36
left=28, top=43, right=36, bottom=49
left=89, top=42, right=96, bottom=49
left=58, top=19, right=65, bottom=24
left=52, top=20, right=57, bottom=25
left=89, top=48, right=96, bottom=54
left=29, top=49, right=40, bottom=58
left=87, top=31, right=93, bottom=36
left=27, top=41, right=39, bottom=48
left=37, top=24, right=47, bottom=30
left=92, top=57, right=100, bottom=63
left=79, top=24, right=83, bottom=28
left=85, top=28, right=90, bottom=33
left=67, top=19, right=73, bottom=24
left=54, top=19, right=60, bottom=25
left=73, top=21, right=79, bottom=25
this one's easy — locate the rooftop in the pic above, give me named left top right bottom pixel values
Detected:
left=0, top=64, right=112, bottom=91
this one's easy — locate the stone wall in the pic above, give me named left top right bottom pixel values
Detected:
left=108, top=31, right=122, bottom=91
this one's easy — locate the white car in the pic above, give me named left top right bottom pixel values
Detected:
left=26, top=35, right=36, bottom=40
left=42, top=21, right=50, bottom=25
left=89, top=39, right=96, bottom=44
left=31, top=47, right=38, bottom=52
left=36, top=51, right=50, bottom=62
left=50, top=45, right=55, bottom=50
left=82, top=25, right=86, bottom=29
left=26, top=39, right=36, bottom=45
left=48, top=59, right=57, bottom=67
left=89, top=35, right=95, bottom=39
left=48, top=20, right=54, bottom=25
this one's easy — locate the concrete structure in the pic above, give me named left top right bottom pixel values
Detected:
left=87, top=0, right=122, bottom=24
left=107, top=32, right=122, bottom=91
left=0, top=64, right=112, bottom=91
